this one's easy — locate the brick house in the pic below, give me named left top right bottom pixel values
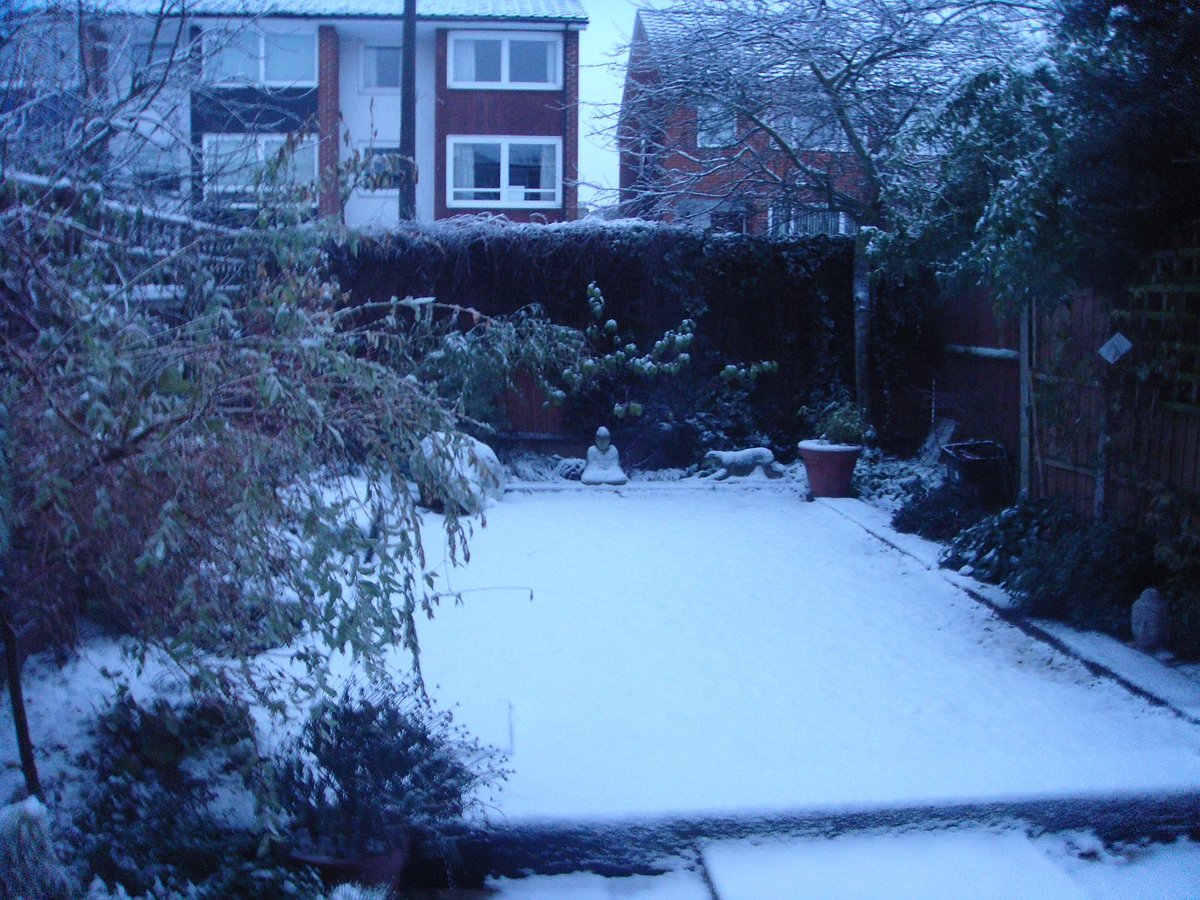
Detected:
left=1, top=0, right=587, bottom=227
left=618, top=9, right=863, bottom=236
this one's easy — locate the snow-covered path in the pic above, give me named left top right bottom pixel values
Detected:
left=417, top=488, right=1200, bottom=823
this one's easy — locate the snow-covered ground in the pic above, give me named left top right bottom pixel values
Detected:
left=416, top=486, right=1200, bottom=822
left=486, top=829, right=1200, bottom=899
left=5, top=478, right=1200, bottom=896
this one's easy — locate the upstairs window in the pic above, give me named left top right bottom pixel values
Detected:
left=448, top=136, right=560, bottom=208
left=206, top=30, right=316, bottom=87
left=696, top=99, right=736, bottom=148
left=363, top=45, right=403, bottom=90
left=448, top=32, right=561, bottom=90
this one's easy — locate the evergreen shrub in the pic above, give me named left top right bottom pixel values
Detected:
left=275, top=678, right=508, bottom=861
left=891, top=482, right=989, bottom=542
left=941, top=500, right=1157, bottom=637
left=76, top=691, right=319, bottom=898
left=330, top=221, right=862, bottom=453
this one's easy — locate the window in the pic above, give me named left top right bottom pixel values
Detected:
left=361, top=146, right=405, bottom=191
left=448, top=32, right=561, bottom=90
left=206, top=30, right=316, bottom=87
left=363, top=45, right=403, bottom=90
left=447, top=136, right=560, bottom=208
left=769, top=205, right=855, bottom=237
left=696, top=100, right=735, bottom=148
left=130, top=140, right=183, bottom=194
left=203, top=133, right=317, bottom=202
left=131, top=39, right=177, bottom=74
left=772, top=114, right=850, bottom=151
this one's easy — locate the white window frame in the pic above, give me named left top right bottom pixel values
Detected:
left=767, top=204, right=855, bottom=237
left=128, top=138, right=185, bottom=195
left=447, top=31, right=563, bottom=91
left=446, top=135, right=562, bottom=209
left=360, top=44, right=404, bottom=93
left=204, top=29, right=317, bottom=88
left=202, top=133, right=318, bottom=205
left=696, top=99, right=736, bottom=149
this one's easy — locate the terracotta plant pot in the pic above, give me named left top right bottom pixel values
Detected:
left=797, top=440, right=863, bottom=498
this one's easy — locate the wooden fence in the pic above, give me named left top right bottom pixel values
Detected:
left=935, top=239, right=1200, bottom=516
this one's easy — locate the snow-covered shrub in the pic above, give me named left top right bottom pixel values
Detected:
left=940, top=499, right=1079, bottom=585
left=0, top=180, right=485, bottom=797
left=555, top=457, right=585, bottom=480
left=942, top=500, right=1158, bottom=637
left=76, top=691, right=322, bottom=898
left=275, top=677, right=509, bottom=862
left=0, top=798, right=73, bottom=899
left=414, top=432, right=506, bottom=513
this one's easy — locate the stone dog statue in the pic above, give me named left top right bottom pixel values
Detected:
left=701, top=447, right=785, bottom=480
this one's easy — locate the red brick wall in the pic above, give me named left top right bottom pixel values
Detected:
left=317, top=25, right=340, bottom=220
left=434, top=29, right=574, bottom=222
left=620, top=25, right=868, bottom=235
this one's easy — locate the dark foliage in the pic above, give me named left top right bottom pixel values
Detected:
left=76, top=691, right=320, bottom=898
left=329, top=222, right=865, bottom=452
left=1055, top=0, right=1200, bottom=276
left=1009, top=518, right=1156, bottom=637
left=940, top=500, right=1082, bottom=586
left=1145, top=487, right=1200, bottom=656
left=276, top=678, right=508, bottom=861
left=891, top=482, right=989, bottom=543
left=942, top=499, right=1158, bottom=637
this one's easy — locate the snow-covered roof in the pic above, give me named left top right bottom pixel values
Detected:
left=636, top=9, right=720, bottom=47
left=28, top=0, right=588, bottom=23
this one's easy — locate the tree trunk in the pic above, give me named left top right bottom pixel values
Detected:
left=3, top=614, right=41, bottom=799
left=853, top=229, right=872, bottom=417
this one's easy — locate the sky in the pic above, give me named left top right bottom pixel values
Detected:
left=575, top=0, right=653, bottom=208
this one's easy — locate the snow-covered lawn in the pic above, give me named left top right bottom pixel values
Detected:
left=5, top=480, right=1200, bottom=898
left=416, top=485, right=1200, bottom=823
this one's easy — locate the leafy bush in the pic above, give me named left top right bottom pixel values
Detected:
left=76, top=691, right=320, bottom=898
left=1145, top=488, right=1200, bottom=656
left=891, top=482, right=989, bottom=542
left=801, top=397, right=873, bottom=445
left=1008, top=519, right=1155, bottom=636
left=940, top=499, right=1079, bottom=585
left=942, top=499, right=1157, bottom=636
left=276, top=677, right=508, bottom=861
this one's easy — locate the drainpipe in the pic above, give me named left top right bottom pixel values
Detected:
left=399, top=0, right=417, bottom=220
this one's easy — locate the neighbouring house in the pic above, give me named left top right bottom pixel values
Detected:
left=0, top=0, right=587, bottom=227
left=618, top=9, right=863, bottom=237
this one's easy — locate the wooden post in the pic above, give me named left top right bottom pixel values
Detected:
left=1019, top=304, right=1031, bottom=499
left=0, top=405, right=38, bottom=798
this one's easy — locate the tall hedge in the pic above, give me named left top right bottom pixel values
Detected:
left=335, top=219, right=851, bottom=409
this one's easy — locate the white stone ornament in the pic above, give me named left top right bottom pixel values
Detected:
left=581, top=426, right=628, bottom=485
left=1130, top=587, right=1169, bottom=650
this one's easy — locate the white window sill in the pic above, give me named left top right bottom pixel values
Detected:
left=447, top=81, right=562, bottom=91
